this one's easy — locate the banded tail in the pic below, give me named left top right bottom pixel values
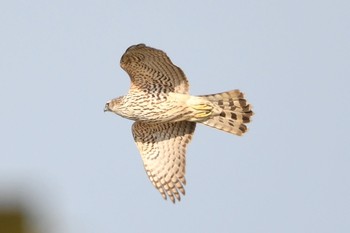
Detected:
left=200, top=90, right=253, bottom=136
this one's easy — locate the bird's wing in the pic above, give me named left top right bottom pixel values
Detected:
left=132, top=121, right=196, bottom=203
left=120, top=44, right=189, bottom=94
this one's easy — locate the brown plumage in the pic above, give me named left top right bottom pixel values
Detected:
left=104, top=44, right=253, bottom=203
left=200, top=90, right=253, bottom=136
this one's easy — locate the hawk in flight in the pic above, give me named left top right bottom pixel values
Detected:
left=104, top=44, right=253, bottom=203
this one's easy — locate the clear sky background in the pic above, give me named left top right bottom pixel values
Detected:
left=1, top=0, right=349, bottom=232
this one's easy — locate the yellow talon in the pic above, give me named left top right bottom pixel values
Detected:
left=194, top=112, right=211, bottom=118
left=192, top=104, right=212, bottom=111
left=192, top=104, right=213, bottom=119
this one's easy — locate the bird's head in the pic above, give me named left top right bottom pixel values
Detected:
left=104, top=97, right=124, bottom=113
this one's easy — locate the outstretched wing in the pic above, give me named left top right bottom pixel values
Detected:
left=132, top=121, right=196, bottom=203
left=120, top=44, right=189, bottom=94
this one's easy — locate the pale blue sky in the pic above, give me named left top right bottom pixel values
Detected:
left=1, top=0, right=349, bottom=233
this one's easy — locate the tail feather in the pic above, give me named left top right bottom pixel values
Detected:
left=199, top=90, right=253, bottom=136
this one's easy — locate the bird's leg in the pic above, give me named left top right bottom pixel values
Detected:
left=192, top=104, right=213, bottom=119
left=168, top=93, right=217, bottom=121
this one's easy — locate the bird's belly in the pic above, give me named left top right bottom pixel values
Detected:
left=123, top=96, right=189, bottom=123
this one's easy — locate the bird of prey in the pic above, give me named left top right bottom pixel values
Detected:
left=104, top=44, right=253, bottom=203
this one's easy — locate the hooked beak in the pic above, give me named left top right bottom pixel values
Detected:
left=104, top=103, right=110, bottom=112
